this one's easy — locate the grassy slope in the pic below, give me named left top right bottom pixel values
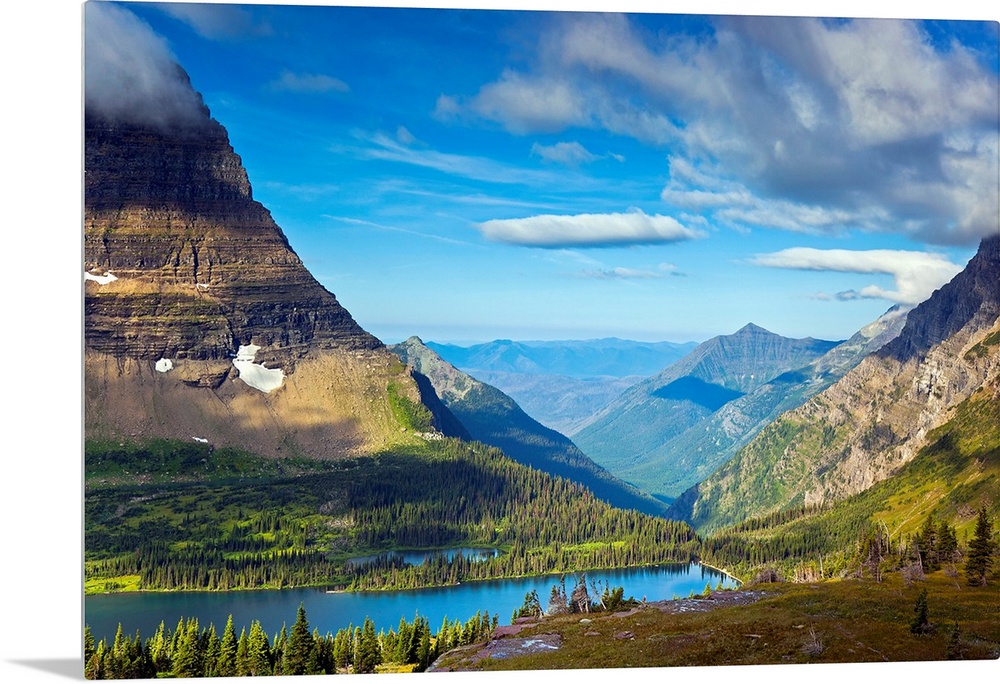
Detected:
left=696, top=382, right=1000, bottom=582
left=433, top=571, right=999, bottom=670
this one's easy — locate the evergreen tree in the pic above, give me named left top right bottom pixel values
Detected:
left=148, top=621, right=171, bottom=674
left=332, top=627, right=352, bottom=670
left=416, top=622, right=432, bottom=672
left=247, top=621, right=272, bottom=676
left=917, top=514, right=939, bottom=571
left=909, top=588, right=930, bottom=634
left=235, top=627, right=250, bottom=677
left=85, top=639, right=105, bottom=680
left=946, top=621, right=963, bottom=659
left=937, top=520, right=959, bottom=565
left=84, top=626, right=95, bottom=666
left=217, top=614, right=237, bottom=677
left=272, top=624, right=288, bottom=676
left=965, top=507, right=996, bottom=586
left=355, top=616, right=381, bottom=674
left=284, top=603, right=318, bottom=675
left=172, top=618, right=203, bottom=678
left=202, top=624, right=221, bottom=677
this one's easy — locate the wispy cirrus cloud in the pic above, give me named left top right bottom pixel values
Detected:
left=477, top=208, right=705, bottom=248
left=156, top=2, right=272, bottom=40
left=751, top=247, right=964, bottom=305
left=531, top=141, right=624, bottom=166
left=266, top=70, right=349, bottom=94
left=355, top=131, right=601, bottom=189
left=576, top=263, right=683, bottom=279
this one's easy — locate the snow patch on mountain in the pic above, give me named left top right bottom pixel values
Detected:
left=233, top=344, right=284, bottom=393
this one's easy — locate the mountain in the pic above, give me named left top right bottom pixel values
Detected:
left=426, top=338, right=698, bottom=379
left=676, top=235, right=1000, bottom=533
left=460, top=371, right=642, bottom=436
left=623, top=306, right=910, bottom=497
left=573, top=324, right=840, bottom=499
left=426, top=338, right=697, bottom=435
left=390, top=337, right=670, bottom=517
left=84, top=67, right=455, bottom=458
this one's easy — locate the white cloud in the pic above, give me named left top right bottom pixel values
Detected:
left=84, top=3, right=208, bottom=129
left=577, top=267, right=664, bottom=280
left=357, top=131, right=599, bottom=189
left=469, top=70, right=589, bottom=134
left=396, top=126, right=416, bottom=145
left=157, top=3, right=272, bottom=40
left=751, top=247, right=965, bottom=305
left=267, top=70, right=349, bottom=94
left=531, top=141, right=599, bottom=166
left=444, top=13, right=999, bottom=246
left=476, top=209, right=705, bottom=248
left=576, top=262, right=684, bottom=279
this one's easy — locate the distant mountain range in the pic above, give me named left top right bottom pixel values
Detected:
left=426, top=338, right=697, bottom=379
left=674, top=234, right=1000, bottom=533
left=573, top=324, right=842, bottom=500
left=607, top=307, right=910, bottom=499
left=427, top=338, right=697, bottom=434
left=390, top=337, right=670, bottom=517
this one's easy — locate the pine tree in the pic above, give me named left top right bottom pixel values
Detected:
left=217, top=614, right=237, bottom=677
left=272, top=624, right=288, bottom=676
left=909, top=588, right=930, bottom=634
left=355, top=616, right=381, bottom=674
left=149, top=621, right=170, bottom=674
left=172, top=618, right=203, bottom=678
left=965, top=507, right=996, bottom=586
left=246, top=621, right=272, bottom=676
left=937, top=520, right=959, bottom=565
left=333, top=627, right=351, bottom=670
left=235, top=626, right=250, bottom=677
left=946, top=621, right=963, bottom=659
left=917, top=514, right=939, bottom=571
left=416, top=622, right=432, bottom=672
left=284, top=603, right=318, bottom=675
left=202, top=624, right=221, bottom=677
left=84, top=625, right=95, bottom=665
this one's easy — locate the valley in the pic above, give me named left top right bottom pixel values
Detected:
left=79, top=4, right=1000, bottom=679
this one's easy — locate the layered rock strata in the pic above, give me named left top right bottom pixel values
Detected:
left=84, top=101, right=379, bottom=369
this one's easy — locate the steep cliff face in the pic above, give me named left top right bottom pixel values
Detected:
left=83, top=67, right=432, bottom=459
left=84, top=102, right=379, bottom=367
left=679, top=235, right=1000, bottom=533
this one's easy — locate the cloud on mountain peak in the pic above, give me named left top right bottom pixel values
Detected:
left=85, top=3, right=208, bottom=130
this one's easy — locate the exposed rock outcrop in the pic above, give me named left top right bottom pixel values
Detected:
left=83, top=61, right=430, bottom=458
left=681, top=235, right=1000, bottom=533
left=85, top=95, right=380, bottom=368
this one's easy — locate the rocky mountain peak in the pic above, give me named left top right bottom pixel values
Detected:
left=84, top=65, right=380, bottom=367
left=878, top=234, right=1000, bottom=363
left=734, top=322, right=771, bottom=336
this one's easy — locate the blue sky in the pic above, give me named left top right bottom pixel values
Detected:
left=84, top=1, right=999, bottom=344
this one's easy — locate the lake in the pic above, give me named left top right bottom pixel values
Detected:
left=85, top=562, right=738, bottom=643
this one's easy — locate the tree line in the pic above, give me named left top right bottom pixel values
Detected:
left=87, top=439, right=700, bottom=593
left=84, top=603, right=496, bottom=679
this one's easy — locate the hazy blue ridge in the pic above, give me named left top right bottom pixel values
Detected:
left=573, top=323, right=842, bottom=500
left=426, top=338, right=698, bottom=379
left=390, top=337, right=672, bottom=517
